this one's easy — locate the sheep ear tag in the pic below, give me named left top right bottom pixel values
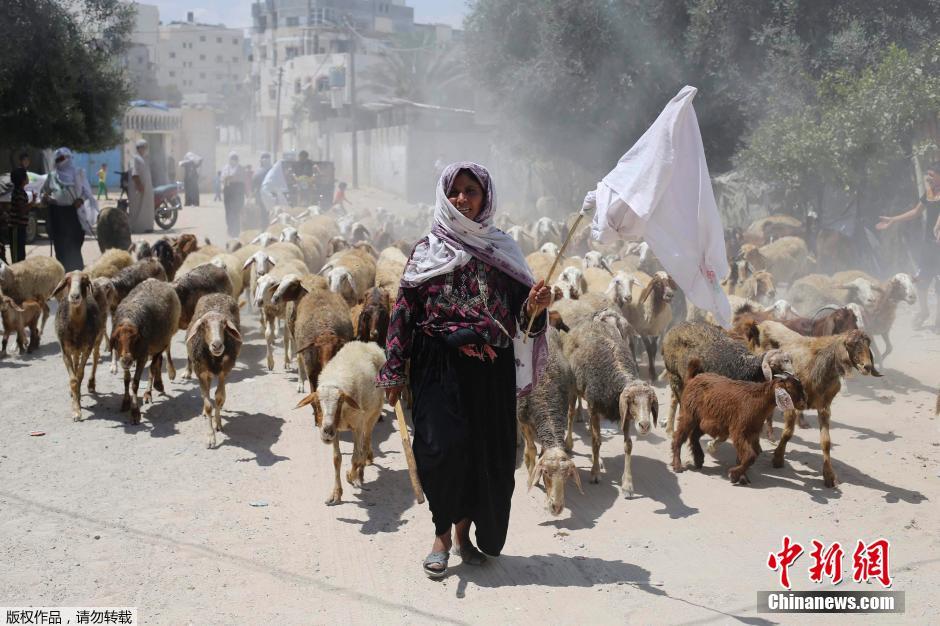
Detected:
left=774, top=387, right=794, bottom=412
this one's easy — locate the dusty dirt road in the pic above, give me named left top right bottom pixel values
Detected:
left=0, top=195, right=938, bottom=625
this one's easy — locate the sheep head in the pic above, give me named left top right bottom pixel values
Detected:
left=225, top=240, right=243, bottom=253
left=540, top=242, right=560, bottom=257
left=253, top=274, right=280, bottom=309
left=746, top=271, right=776, bottom=304
left=279, top=226, right=300, bottom=244
left=0, top=295, right=24, bottom=315
left=271, top=274, right=307, bottom=305
left=356, top=287, right=391, bottom=344
left=605, top=272, right=635, bottom=308
left=251, top=232, right=278, bottom=248
left=888, top=273, right=916, bottom=305
left=583, top=250, right=603, bottom=269
left=761, top=349, right=794, bottom=381
left=594, top=307, right=634, bottom=341
left=52, top=271, right=91, bottom=307
left=173, top=234, right=199, bottom=258
left=297, top=386, right=360, bottom=443
left=243, top=251, right=276, bottom=276
left=558, top=266, right=586, bottom=298
left=619, top=382, right=658, bottom=435
left=841, top=330, right=882, bottom=377
left=186, top=311, right=241, bottom=357
left=327, top=267, right=356, bottom=303
left=640, top=272, right=677, bottom=304
left=766, top=299, right=799, bottom=320
left=528, top=446, right=582, bottom=516
left=110, top=322, right=140, bottom=369
left=772, top=374, right=807, bottom=411
left=839, top=278, right=881, bottom=308
left=328, top=236, right=350, bottom=255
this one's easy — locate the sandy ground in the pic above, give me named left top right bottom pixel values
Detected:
left=1, top=193, right=938, bottom=625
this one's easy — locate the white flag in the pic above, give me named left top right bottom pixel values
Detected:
left=590, top=85, right=731, bottom=327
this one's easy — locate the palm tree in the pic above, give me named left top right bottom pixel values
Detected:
left=359, top=34, right=468, bottom=108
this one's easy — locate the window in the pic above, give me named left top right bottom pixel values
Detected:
left=199, top=54, right=206, bottom=60
left=232, top=56, right=239, bottom=62
left=216, top=37, right=222, bottom=43
left=286, top=17, right=299, bottom=27
left=200, top=72, right=206, bottom=79
left=169, top=52, right=176, bottom=58
left=232, top=74, right=239, bottom=80
left=137, top=56, right=144, bottom=64
left=260, top=46, right=267, bottom=61
left=216, top=55, right=223, bottom=62
left=233, top=38, right=238, bottom=45
left=294, top=79, right=301, bottom=94
left=169, top=71, right=176, bottom=77
left=285, top=46, right=298, bottom=60
left=199, top=35, right=206, bottom=42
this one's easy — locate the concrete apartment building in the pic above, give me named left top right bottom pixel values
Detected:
left=157, top=13, right=250, bottom=104
left=249, top=0, right=416, bottom=150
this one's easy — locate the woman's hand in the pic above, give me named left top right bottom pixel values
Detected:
left=385, top=385, right=404, bottom=406
left=526, top=279, right=552, bottom=317
left=875, top=216, right=895, bottom=231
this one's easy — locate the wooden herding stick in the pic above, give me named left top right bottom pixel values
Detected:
left=395, top=400, right=425, bottom=504
left=524, top=212, right=586, bottom=342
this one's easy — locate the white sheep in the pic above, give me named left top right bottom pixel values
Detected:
left=296, top=341, right=387, bottom=505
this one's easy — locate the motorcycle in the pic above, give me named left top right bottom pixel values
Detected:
left=116, top=171, right=183, bottom=231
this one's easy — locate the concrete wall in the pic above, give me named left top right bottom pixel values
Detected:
left=329, top=124, right=493, bottom=203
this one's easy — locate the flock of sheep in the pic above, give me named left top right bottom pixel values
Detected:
left=0, top=205, right=934, bottom=514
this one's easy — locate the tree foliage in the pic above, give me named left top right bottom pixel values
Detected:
left=739, top=43, right=940, bottom=216
left=0, top=0, right=134, bottom=152
left=464, top=0, right=940, bottom=205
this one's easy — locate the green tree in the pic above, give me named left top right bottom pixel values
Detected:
left=0, top=0, right=134, bottom=152
left=358, top=36, right=469, bottom=109
left=738, top=43, right=940, bottom=219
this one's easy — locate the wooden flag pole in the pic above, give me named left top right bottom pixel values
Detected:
left=523, top=212, right=586, bottom=342
left=395, top=400, right=425, bottom=504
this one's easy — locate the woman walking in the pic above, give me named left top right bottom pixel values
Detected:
left=40, top=148, right=96, bottom=271
left=221, top=153, right=245, bottom=238
left=377, top=162, right=551, bottom=579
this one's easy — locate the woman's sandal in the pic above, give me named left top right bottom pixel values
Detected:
left=452, top=543, right=487, bottom=566
left=423, top=550, right=450, bottom=579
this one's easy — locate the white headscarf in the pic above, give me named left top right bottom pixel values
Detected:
left=52, top=147, right=99, bottom=236
left=53, top=147, right=77, bottom=186
left=401, top=162, right=535, bottom=288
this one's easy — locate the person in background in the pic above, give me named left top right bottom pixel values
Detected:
left=128, top=140, right=155, bottom=234
left=294, top=150, right=314, bottom=206
left=7, top=152, right=31, bottom=263
left=96, top=163, right=108, bottom=200
left=333, top=181, right=349, bottom=212
left=213, top=170, right=222, bottom=202
left=167, top=155, right=177, bottom=183
left=877, top=160, right=940, bottom=331
left=40, top=148, right=95, bottom=271
left=253, top=152, right=272, bottom=228
left=181, top=154, right=201, bottom=206
left=220, top=152, right=245, bottom=238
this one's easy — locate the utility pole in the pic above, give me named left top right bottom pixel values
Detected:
left=347, top=21, right=358, bottom=188
left=273, top=66, right=284, bottom=160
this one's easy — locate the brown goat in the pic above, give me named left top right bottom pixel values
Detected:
left=673, top=358, right=806, bottom=484
left=754, top=321, right=881, bottom=487
left=0, top=296, right=41, bottom=355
